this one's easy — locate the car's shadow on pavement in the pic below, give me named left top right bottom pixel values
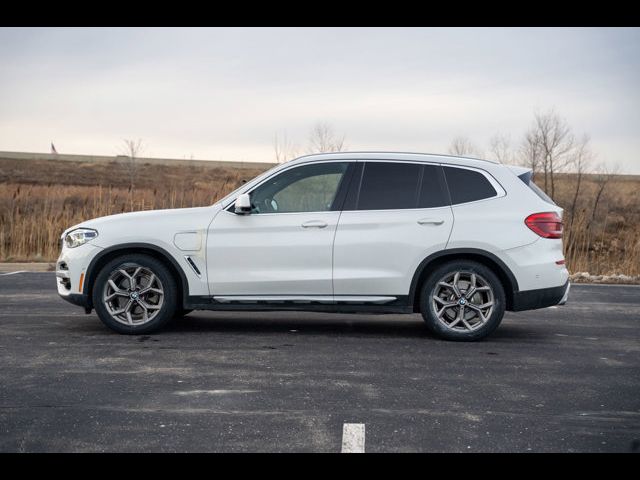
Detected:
left=146, top=311, right=541, bottom=342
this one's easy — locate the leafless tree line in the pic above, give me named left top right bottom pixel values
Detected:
left=274, top=121, right=347, bottom=164
left=447, top=109, right=619, bottom=202
left=448, top=109, right=618, bottom=187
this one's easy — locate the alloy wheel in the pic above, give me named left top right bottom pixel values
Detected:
left=102, top=264, right=164, bottom=326
left=431, top=270, right=495, bottom=332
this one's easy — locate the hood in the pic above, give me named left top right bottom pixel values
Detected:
left=62, top=205, right=221, bottom=240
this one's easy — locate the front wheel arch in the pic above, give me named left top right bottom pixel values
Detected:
left=84, top=244, right=188, bottom=310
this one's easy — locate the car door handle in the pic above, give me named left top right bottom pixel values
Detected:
left=301, top=220, right=328, bottom=229
left=417, top=218, right=445, bottom=225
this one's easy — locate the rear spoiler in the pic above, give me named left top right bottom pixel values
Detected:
left=507, top=165, right=534, bottom=185
left=507, top=165, right=557, bottom=206
left=506, top=165, right=533, bottom=179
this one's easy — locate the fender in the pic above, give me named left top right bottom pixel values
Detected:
left=83, top=243, right=191, bottom=309
left=408, top=248, right=520, bottom=310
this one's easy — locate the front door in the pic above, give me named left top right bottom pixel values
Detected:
left=207, top=161, right=353, bottom=297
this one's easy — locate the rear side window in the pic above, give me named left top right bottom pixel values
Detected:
left=443, top=167, right=497, bottom=205
left=418, top=165, right=449, bottom=208
left=357, top=162, right=421, bottom=210
left=354, top=162, right=449, bottom=210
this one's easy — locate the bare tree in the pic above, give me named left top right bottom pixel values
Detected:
left=566, top=135, right=593, bottom=245
left=588, top=162, right=619, bottom=228
left=564, top=135, right=593, bottom=258
left=307, top=122, right=346, bottom=154
left=518, top=127, right=543, bottom=184
left=120, top=139, right=144, bottom=189
left=531, top=109, right=575, bottom=198
left=488, top=133, right=513, bottom=164
left=519, top=127, right=543, bottom=175
left=448, top=136, right=482, bottom=158
left=273, top=131, right=299, bottom=164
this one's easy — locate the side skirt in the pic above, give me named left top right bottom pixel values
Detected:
left=184, top=295, right=412, bottom=314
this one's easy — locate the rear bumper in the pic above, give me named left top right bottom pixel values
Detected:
left=557, top=281, right=570, bottom=306
left=511, top=280, right=570, bottom=312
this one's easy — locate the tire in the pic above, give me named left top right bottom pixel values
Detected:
left=92, top=253, right=178, bottom=334
left=419, top=260, right=505, bottom=341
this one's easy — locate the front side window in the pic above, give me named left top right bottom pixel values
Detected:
left=249, top=162, right=349, bottom=214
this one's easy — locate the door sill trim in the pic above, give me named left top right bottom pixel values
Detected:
left=212, top=295, right=397, bottom=305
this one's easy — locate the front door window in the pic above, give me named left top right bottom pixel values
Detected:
left=249, top=162, right=349, bottom=214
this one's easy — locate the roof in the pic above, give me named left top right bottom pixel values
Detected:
left=286, top=151, right=501, bottom=169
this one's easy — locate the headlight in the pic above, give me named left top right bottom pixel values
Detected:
left=64, top=228, right=98, bottom=248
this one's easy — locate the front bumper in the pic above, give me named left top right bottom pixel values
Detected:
left=511, top=280, right=570, bottom=311
left=56, top=243, right=102, bottom=312
left=59, top=292, right=91, bottom=309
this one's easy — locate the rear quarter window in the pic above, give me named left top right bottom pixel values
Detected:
left=443, top=167, right=497, bottom=205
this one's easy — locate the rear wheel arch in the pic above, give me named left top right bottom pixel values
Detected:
left=410, top=249, right=518, bottom=312
left=84, top=243, right=189, bottom=310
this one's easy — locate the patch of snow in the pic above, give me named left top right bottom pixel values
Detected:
left=570, top=271, right=640, bottom=284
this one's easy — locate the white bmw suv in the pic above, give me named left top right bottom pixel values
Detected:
left=57, top=152, right=570, bottom=341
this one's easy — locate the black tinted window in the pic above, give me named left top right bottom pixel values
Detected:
left=357, top=162, right=421, bottom=210
left=444, top=167, right=497, bottom=204
left=418, top=165, right=449, bottom=208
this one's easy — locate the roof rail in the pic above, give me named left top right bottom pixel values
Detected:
left=292, top=151, right=500, bottom=164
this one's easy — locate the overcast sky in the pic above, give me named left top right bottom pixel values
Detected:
left=1, top=27, right=638, bottom=172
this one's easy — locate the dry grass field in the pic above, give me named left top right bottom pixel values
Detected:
left=0, top=157, right=265, bottom=261
left=551, top=172, right=640, bottom=280
left=0, top=156, right=638, bottom=281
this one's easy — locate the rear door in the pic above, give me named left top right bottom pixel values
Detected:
left=333, top=161, right=454, bottom=297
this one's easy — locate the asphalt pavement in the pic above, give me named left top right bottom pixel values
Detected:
left=0, top=272, right=638, bottom=452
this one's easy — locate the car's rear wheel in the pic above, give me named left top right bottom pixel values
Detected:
left=92, top=254, right=178, bottom=334
left=419, top=260, right=505, bottom=341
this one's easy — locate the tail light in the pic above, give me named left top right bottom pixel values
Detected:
left=525, top=212, right=563, bottom=239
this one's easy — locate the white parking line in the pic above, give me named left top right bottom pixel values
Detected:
left=174, top=389, right=258, bottom=396
left=341, top=423, right=365, bottom=453
left=0, top=271, right=28, bottom=276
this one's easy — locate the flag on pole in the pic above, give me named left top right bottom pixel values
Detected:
left=51, top=143, right=58, bottom=154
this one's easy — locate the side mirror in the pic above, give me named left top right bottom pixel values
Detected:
left=234, top=193, right=252, bottom=215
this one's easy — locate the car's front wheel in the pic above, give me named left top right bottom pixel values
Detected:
left=92, top=254, right=178, bottom=334
left=419, top=260, right=505, bottom=341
